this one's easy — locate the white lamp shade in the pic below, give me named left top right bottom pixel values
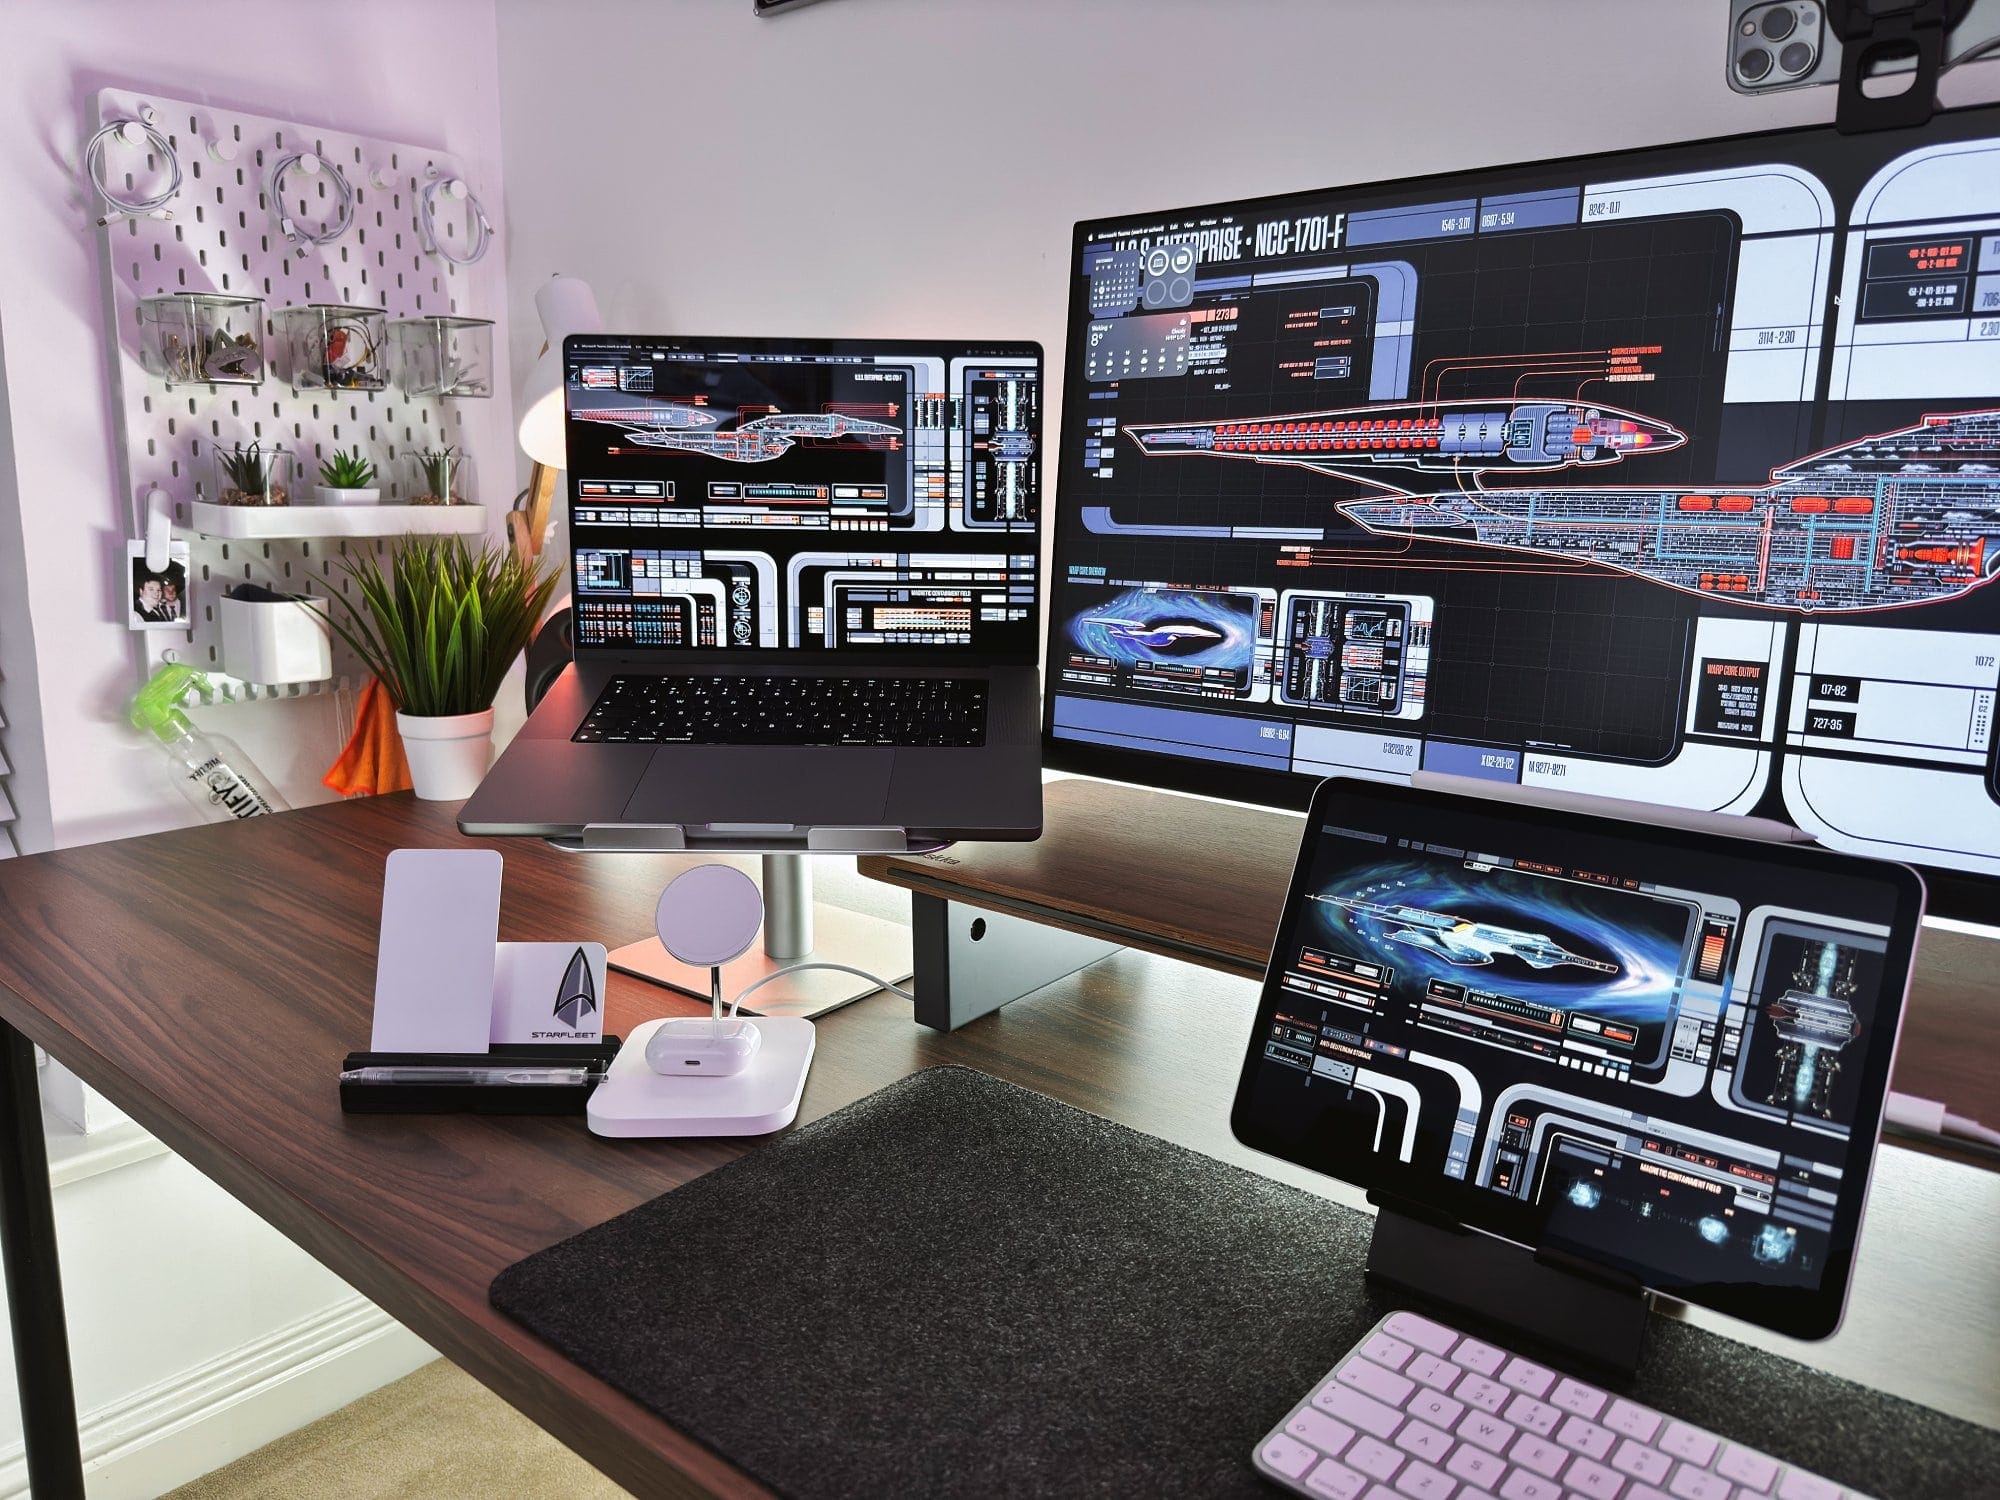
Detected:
left=516, top=275, right=602, bottom=469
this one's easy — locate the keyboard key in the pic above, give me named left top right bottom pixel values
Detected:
left=1384, top=1312, right=1460, bottom=1355
left=1511, top=1432, right=1568, bottom=1479
left=1611, top=1440, right=1672, bottom=1485
left=1363, top=1332, right=1416, bottom=1371
left=1629, top=1487, right=1676, bottom=1500
left=1287, top=1407, right=1356, bottom=1456
left=1307, top=1457, right=1370, bottom=1500
left=1453, top=1338, right=1507, bottom=1377
left=1446, top=1443, right=1507, bottom=1489
left=1658, top=1423, right=1717, bottom=1467
left=1715, top=1445, right=1778, bottom=1491
left=1392, top=1457, right=1456, bottom=1497
left=1393, top=1419, right=1452, bottom=1463
left=1263, top=1434, right=1320, bottom=1478
left=1408, top=1389, right=1465, bottom=1431
left=1563, top=1453, right=1627, bottom=1498
left=1456, top=1410, right=1516, bottom=1454
left=1550, top=1376, right=1608, bottom=1419
left=1340, top=1359, right=1417, bottom=1407
left=1558, top=1415, right=1616, bottom=1460
left=1320, top=1384, right=1406, bottom=1440
left=1503, top=1393, right=1563, bottom=1436
left=1666, top=1464, right=1732, bottom=1500
left=1499, top=1357, right=1556, bottom=1398
left=1458, top=1375, right=1511, bottom=1414
left=1604, top=1398, right=1663, bottom=1443
left=1349, top=1435, right=1405, bottom=1482
left=1406, top=1353, right=1460, bottom=1391
left=1499, top=1474, right=1561, bottom=1500
left=1776, top=1472, right=1842, bottom=1500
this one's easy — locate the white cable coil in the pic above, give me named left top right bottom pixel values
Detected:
left=86, top=116, right=182, bottom=224
left=418, top=176, right=493, bottom=266
left=267, top=150, right=355, bottom=247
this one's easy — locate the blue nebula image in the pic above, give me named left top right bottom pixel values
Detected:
left=1567, top=1180, right=1601, bottom=1209
left=1069, top=587, right=1256, bottom=673
left=1312, top=857, right=1689, bottom=1022
left=1698, top=1216, right=1730, bottom=1245
left=1752, top=1223, right=1798, bottom=1266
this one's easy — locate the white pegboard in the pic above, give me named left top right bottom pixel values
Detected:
left=91, top=86, right=510, bottom=700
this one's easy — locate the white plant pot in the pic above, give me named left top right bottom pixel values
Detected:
left=314, top=484, right=381, bottom=506
left=396, top=708, right=495, bottom=801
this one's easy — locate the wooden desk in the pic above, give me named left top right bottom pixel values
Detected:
left=859, top=778, right=2000, bottom=1137
left=0, top=794, right=1994, bottom=1500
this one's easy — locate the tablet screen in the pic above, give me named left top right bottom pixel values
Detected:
left=1230, top=779, right=1924, bottom=1339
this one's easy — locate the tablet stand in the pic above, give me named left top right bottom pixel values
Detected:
left=1365, top=1190, right=1650, bottom=1379
left=608, top=853, right=913, bottom=1020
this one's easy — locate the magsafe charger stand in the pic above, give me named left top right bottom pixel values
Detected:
left=607, top=853, right=912, bottom=1019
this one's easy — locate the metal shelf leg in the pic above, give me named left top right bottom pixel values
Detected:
left=0, top=1022, right=85, bottom=1499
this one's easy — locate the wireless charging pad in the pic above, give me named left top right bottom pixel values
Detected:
left=586, top=1017, right=816, bottom=1139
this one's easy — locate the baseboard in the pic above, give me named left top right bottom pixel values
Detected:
left=0, top=1294, right=435, bottom=1500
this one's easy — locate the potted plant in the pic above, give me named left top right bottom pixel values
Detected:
left=314, top=447, right=381, bottom=506
left=322, top=536, right=559, bottom=799
left=212, top=441, right=292, bottom=506
left=403, top=445, right=473, bottom=506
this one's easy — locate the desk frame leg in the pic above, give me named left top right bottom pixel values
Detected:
left=910, top=895, right=1122, bottom=1031
left=0, top=1022, right=86, bottom=1500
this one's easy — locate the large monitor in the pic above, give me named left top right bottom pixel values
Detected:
left=1044, top=106, right=2000, bottom=919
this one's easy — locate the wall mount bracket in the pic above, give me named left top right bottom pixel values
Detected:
left=1827, top=0, right=1974, bottom=132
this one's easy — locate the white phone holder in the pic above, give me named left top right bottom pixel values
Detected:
left=588, top=863, right=817, bottom=1139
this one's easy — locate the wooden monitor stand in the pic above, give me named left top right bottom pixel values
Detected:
left=858, top=777, right=1997, bottom=1141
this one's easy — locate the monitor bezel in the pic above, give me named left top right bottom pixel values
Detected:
left=1228, top=775, right=1926, bottom=1342
left=1039, top=103, right=2000, bottom=924
left=563, top=332, right=1046, bottom=669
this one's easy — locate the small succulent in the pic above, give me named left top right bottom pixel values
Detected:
left=414, top=446, right=464, bottom=505
left=318, top=447, right=377, bottom=489
left=219, top=443, right=270, bottom=495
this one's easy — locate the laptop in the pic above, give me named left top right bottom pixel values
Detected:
left=1232, top=775, right=1925, bottom=1498
left=461, top=334, right=1045, bottom=852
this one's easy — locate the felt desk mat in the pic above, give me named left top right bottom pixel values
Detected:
left=491, top=1067, right=1999, bottom=1499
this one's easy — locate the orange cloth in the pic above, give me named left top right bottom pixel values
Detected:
left=323, top=678, right=414, bottom=796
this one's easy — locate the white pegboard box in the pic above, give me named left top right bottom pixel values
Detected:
left=91, top=87, right=510, bottom=695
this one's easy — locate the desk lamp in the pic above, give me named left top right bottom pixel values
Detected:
left=511, top=274, right=601, bottom=562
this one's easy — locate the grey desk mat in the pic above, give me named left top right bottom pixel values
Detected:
left=492, top=1066, right=2000, bottom=1499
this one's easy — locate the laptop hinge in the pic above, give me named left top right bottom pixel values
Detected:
left=580, top=824, right=687, bottom=852
left=1364, top=1191, right=1650, bottom=1380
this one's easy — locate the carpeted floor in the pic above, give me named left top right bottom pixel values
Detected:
left=162, top=1360, right=633, bottom=1499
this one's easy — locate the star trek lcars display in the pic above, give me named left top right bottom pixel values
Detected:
left=1044, top=105, right=2000, bottom=918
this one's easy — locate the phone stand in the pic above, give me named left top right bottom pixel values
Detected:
left=608, top=852, right=912, bottom=1020
left=586, top=863, right=817, bottom=1139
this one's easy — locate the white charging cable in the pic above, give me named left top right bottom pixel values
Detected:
left=86, top=116, right=182, bottom=224
left=267, top=151, right=355, bottom=247
left=728, top=963, right=912, bottom=1018
left=1885, top=1090, right=2000, bottom=1149
left=417, top=176, right=493, bottom=266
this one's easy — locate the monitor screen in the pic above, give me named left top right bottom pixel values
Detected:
left=564, top=334, right=1041, bottom=660
left=1044, top=107, right=2000, bottom=918
left=1231, top=778, right=1923, bottom=1339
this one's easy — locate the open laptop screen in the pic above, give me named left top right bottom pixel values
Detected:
left=1231, top=777, right=1924, bottom=1339
left=562, top=334, right=1041, bottom=660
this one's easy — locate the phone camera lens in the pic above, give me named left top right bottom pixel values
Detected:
left=1738, top=46, right=1774, bottom=80
left=1761, top=6, right=1797, bottom=40
left=1778, top=39, right=1815, bottom=72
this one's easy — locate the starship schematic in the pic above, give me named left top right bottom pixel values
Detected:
left=1319, top=896, right=1622, bottom=974
left=1080, top=616, right=1225, bottom=649
left=574, top=407, right=901, bottom=462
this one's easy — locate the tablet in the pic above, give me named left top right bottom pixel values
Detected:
left=1230, top=777, right=1925, bottom=1340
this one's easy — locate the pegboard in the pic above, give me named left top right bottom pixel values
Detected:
left=91, top=86, right=510, bottom=702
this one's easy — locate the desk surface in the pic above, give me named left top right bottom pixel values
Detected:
left=0, top=794, right=1994, bottom=1500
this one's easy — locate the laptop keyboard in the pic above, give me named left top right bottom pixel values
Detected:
left=1254, top=1310, right=1873, bottom=1500
left=575, top=674, right=989, bottom=748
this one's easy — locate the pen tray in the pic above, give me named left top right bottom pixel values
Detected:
left=339, top=1038, right=622, bottom=1116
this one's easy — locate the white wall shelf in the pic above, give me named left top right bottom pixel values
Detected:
left=189, top=501, right=487, bottom=540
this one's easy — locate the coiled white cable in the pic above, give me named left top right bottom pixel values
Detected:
left=728, top=962, right=912, bottom=1018
left=267, top=151, right=355, bottom=247
left=86, top=116, right=182, bottom=224
left=418, top=176, right=493, bottom=266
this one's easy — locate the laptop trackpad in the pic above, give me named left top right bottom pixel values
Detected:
left=623, top=746, right=893, bottom=827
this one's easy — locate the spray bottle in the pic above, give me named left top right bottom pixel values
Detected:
left=130, top=664, right=288, bottom=821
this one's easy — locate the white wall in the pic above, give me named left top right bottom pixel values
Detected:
left=0, top=1, right=503, bottom=1487
left=0, top=0, right=516, bottom=851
